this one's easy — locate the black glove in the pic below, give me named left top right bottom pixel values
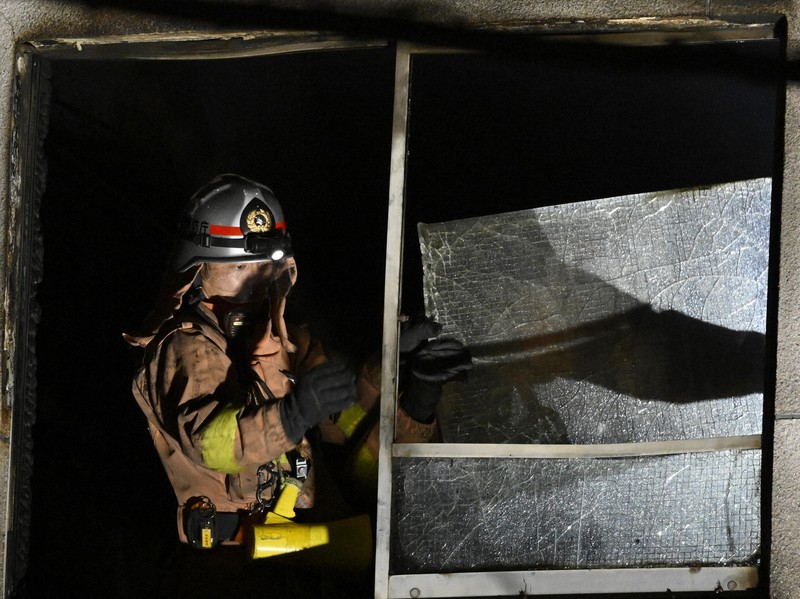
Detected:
left=399, top=315, right=442, bottom=355
left=400, top=319, right=473, bottom=423
left=279, top=361, right=357, bottom=443
left=407, top=338, right=473, bottom=384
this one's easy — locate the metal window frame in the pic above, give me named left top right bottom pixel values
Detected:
left=375, top=24, right=779, bottom=597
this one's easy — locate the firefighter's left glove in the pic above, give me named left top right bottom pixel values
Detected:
left=279, top=361, right=357, bottom=443
left=401, top=338, right=473, bottom=423
left=399, top=315, right=442, bottom=355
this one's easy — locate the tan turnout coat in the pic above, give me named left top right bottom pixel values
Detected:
left=132, top=302, right=435, bottom=540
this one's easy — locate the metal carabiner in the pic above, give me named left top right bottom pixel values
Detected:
left=255, top=462, right=278, bottom=511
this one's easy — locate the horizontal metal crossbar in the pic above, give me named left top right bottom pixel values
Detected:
left=388, top=567, right=758, bottom=597
left=392, top=434, right=761, bottom=459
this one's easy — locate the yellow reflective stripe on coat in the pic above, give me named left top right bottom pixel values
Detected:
left=335, top=403, right=379, bottom=485
left=201, top=404, right=243, bottom=473
left=350, top=444, right=378, bottom=487
left=336, top=403, right=367, bottom=438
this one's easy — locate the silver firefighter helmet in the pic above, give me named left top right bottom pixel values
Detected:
left=171, top=174, right=292, bottom=272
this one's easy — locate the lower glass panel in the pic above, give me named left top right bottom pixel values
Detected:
left=390, top=451, right=760, bottom=574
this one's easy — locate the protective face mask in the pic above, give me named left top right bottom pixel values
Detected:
left=200, top=261, right=274, bottom=304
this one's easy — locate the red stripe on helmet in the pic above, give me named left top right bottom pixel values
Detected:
left=209, top=221, right=285, bottom=236
left=209, top=224, right=242, bottom=237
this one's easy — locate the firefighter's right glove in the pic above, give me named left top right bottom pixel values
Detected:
left=279, top=361, right=357, bottom=443
left=401, top=338, right=473, bottom=424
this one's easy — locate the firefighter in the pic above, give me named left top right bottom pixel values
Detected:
left=124, top=174, right=471, bottom=549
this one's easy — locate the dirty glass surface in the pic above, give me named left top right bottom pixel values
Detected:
left=390, top=451, right=761, bottom=574
left=418, top=178, right=770, bottom=444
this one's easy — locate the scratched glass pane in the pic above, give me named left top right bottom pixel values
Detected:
left=418, top=178, right=770, bottom=444
left=390, top=452, right=761, bottom=573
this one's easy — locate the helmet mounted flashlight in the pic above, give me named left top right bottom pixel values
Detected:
left=244, top=232, right=292, bottom=262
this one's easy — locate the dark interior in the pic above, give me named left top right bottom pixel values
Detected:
left=21, top=35, right=780, bottom=598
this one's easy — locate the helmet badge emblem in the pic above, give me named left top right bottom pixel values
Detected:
left=245, top=208, right=272, bottom=233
